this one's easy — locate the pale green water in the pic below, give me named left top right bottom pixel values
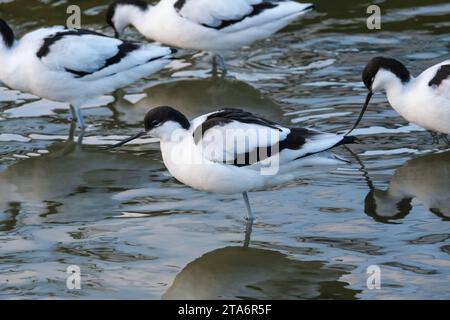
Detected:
left=0, top=0, right=449, bottom=299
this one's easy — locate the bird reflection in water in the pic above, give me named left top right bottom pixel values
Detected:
left=108, top=77, right=283, bottom=127
left=355, top=150, right=450, bottom=222
left=162, top=220, right=359, bottom=300
left=0, top=122, right=163, bottom=228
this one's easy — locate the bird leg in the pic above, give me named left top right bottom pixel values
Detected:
left=77, top=130, right=85, bottom=145
left=70, top=105, right=78, bottom=122
left=73, top=105, right=86, bottom=130
left=217, top=54, right=228, bottom=77
left=242, top=192, right=255, bottom=222
left=212, top=55, right=218, bottom=76
left=243, top=218, right=254, bottom=248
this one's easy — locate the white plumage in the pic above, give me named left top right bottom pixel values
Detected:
left=106, top=0, right=313, bottom=73
left=110, top=106, right=356, bottom=220
left=354, top=57, right=450, bottom=136
left=0, top=19, right=172, bottom=130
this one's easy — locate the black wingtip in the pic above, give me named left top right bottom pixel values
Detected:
left=333, top=135, right=359, bottom=149
left=303, top=4, right=315, bottom=11
left=343, top=135, right=359, bottom=145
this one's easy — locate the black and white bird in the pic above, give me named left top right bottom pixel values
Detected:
left=110, top=106, right=356, bottom=220
left=349, top=56, right=450, bottom=137
left=0, top=19, right=173, bottom=130
left=106, top=0, right=314, bottom=75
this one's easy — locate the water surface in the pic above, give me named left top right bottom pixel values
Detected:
left=0, top=0, right=450, bottom=299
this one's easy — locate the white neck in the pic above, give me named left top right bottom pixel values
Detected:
left=0, top=40, right=14, bottom=54
left=0, top=42, right=14, bottom=72
left=114, top=5, right=151, bottom=35
left=373, top=69, right=411, bottom=114
left=152, top=122, right=191, bottom=144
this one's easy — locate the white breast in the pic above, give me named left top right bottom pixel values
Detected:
left=160, top=137, right=266, bottom=194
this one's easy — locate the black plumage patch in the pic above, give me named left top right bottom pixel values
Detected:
left=227, top=128, right=321, bottom=167
left=103, top=41, right=140, bottom=69
left=0, top=19, right=15, bottom=48
left=210, top=2, right=278, bottom=30
left=106, top=0, right=149, bottom=28
left=174, top=0, right=186, bottom=11
left=362, top=57, right=411, bottom=90
left=209, top=108, right=280, bottom=130
left=144, top=106, right=191, bottom=131
left=37, top=29, right=143, bottom=78
left=429, top=65, right=450, bottom=88
left=193, top=108, right=282, bottom=144
left=174, top=1, right=279, bottom=30
left=36, top=29, right=108, bottom=58
left=67, top=49, right=166, bottom=79
left=192, top=108, right=325, bottom=166
left=294, top=135, right=357, bottom=161
left=65, top=68, right=91, bottom=78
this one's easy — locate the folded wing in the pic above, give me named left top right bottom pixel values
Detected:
left=37, top=29, right=171, bottom=80
left=191, top=108, right=348, bottom=166
left=175, top=0, right=312, bottom=31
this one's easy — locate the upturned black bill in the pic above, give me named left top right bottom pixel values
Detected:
left=345, top=91, right=373, bottom=136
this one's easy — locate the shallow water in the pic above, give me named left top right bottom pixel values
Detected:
left=1, top=0, right=450, bottom=299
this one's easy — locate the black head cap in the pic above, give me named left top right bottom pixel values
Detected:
left=106, top=0, right=149, bottom=36
left=362, top=57, right=411, bottom=90
left=0, top=19, right=15, bottom=48
left=144, top=106, right=190, bottom=132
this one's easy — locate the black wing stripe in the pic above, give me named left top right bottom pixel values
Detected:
left=230, top=128, right=321, bottom=167
left=64, top=42, right=140, bottom=78
left=207, top=2, right=278, bottom=30
left=174, top=1, right=279, bottom=30
left=193, top=108, right=282, bottom=144
left=293, top=135, right=357, bottom=161
left=65, top=68, right=91, bottom=78
left=66, top=52, right=167, bottom=79
left=429, top=65, right=450, bottom=88
left=37, top=29, right=143, bottom=79
left=36, top=29, right=108, bottom=58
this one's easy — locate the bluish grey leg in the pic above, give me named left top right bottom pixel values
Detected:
left=218, top=55, right=228, bottom=77
left=74, top=105, right=86, bottom=130
left=242, top=192, right=254, bottom=222
left=70, top=105, right=77, bottom=122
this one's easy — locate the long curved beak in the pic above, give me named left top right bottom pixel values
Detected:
left=108, top=131, right=147, bottom=149
left=346, top=91, right=373, bottom=136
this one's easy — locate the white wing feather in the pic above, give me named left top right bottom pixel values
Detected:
left=177, top=0, right=312, bottom=31
left=178, top=0, right=261, bottom=27
left=38, top=30, right=171, bottom=80
left=196, top=120, right=290, bottom=163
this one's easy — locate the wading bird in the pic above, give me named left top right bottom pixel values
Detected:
left=105, top=0, right=314, bottom=75
left=349, top=57, right=450, bottom=139
left=110, top=106, right=356, bottom=221
left=0, top=19, right=173, bottom=131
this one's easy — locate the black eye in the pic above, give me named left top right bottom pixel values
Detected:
left=152, top=120, right=160, bottom=126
